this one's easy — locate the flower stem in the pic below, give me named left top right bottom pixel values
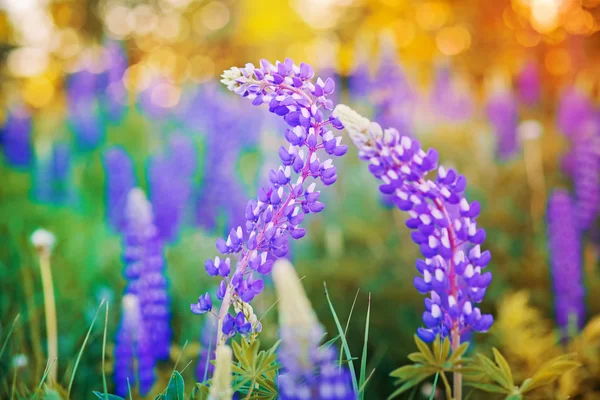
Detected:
left=39, top=252, right=58, bottom=382
left=451, top=329, right=462, bottom=400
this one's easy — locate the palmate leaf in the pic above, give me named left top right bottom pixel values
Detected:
left=388, top=335, right=466, bottom=399
left=518, top=354, right=580, bottom=394
left=231, top=339, right=280, bottom=399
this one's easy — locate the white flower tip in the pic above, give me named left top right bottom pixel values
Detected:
left=209, top=345, right=233, bottom=400
left=332, top=104, right=374, bottom=148
left=31, top=229, right=56, bottom=252
left=221, top=67, right=243, bottom=91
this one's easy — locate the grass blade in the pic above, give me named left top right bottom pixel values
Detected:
left=102, top=301, right=110, bottom=398
left=0, top=314, right=20, bottom=360
left=36, top=358, right=57, bottom=392
left=358, top=293, right=371, bottom=400
left=172, top=340, right=189, bottom=375
left=339, top=289, right=360, bottom=368
left=429, top=373, right=439, bottom=400
left=127, top=378, right=133, bottom=400
left=324, top=282, right=359, bottom=396
left=67, top=299, right=106, bottom=396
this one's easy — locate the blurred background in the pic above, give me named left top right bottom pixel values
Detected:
left=1, top=0, right=600, bottom=398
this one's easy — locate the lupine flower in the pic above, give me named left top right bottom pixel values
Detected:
left=103, top=146, right=137, bottom=232
left=123, top=188, right=171, bottom=362
left=102, top=41, right=128, bottom=122
left=547, top=190, right=585, bottom=335
left=190, top=85, right=260, bottom=231
left=557, top=87, right=594, bottom=139
left=196, top=313, right=217, bottom=382
left=430, top=65, right=474, bottom=122
left=333, top=105, right=493, bottom=344
left=573, top=133, right=600, bottom=230
left=148, top=136, right=197, bottom=242
left=194, top=59, right=347, bottom=346
left=1, top=107, right=33, bottom=168
left=517, top=61, right=540, bottom=107
left=348, top=52, right=371, bottom=99
left=486, top=79, right=519, bottom=160
left=114, top=294, right=155, bottom=397
left=67, top=69, right=106, bottom=151
left=273, top=259, right=355, bottom=400
left=209, top=345, right=233, bottom=400
left=33, top=143, right=76, bottom=205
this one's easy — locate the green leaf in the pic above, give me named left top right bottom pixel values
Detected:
left=41, top=388, right=63, bottom=400
left=92, top=391, right=125, bottom=400
left=475, top=353, right=512, bottom=391
left=407, top=352, right=430, bottom=364
left=68, top=299, right=107, bottom=397
left=518, top=354, right=581, bottom=394
left=413, top=335, right=436, bottom=365
left=166, top=371, right=185, bottom=400
left=448, top=342, right=469, bottom=365
left=358, top=293, right=371, bottom=400
left=429, top=373, right=439, bottom=400
left=463, top=382, right=510, bottom=394
left=492, top=348, right=514, bottom=387
left=0, top=313, right=19, bottom=360
left=387, top=375, right=432, bottom=399
left=324, top=282, right=359, bottom=395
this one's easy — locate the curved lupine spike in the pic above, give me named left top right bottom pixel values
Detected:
left=208, top=345, right=233, bottom=400
left=573, top=128, right=600, bottom=230
left=103, top=146, right=136, bottom=232
left=274, top=259, right=356, bottom=400
left=547, top=190, right=585, bottom=338
left=334, top=104, right=493, bottom=346
left=196, top=59, right=346, bottom=346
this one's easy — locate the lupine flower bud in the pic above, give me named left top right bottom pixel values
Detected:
left=547, top=190, right=585, bottom=336
left=334, top=104, right=493, bottom=343
left=194, top=59, right=346, bottom=345
left=573, top=126, right=600, bottom=230
left=273, top=259, right=356, bottom=399
left=208, top=345, right=233, bottom=400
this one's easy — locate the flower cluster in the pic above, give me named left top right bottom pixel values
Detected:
left=547, top=190, right=585, bottom=335
left=116, top=187, right=171, bottom=395
left=573, top=133, right=600, bottom=230
left=192, top=59, right=347, bottom=345
left=114, top=294, right=155, bottom=396
left=103, top=146, right=136, bottom=232
left=34, top=143, right=76, bottom=205
left=333, top=105, right=493, bottom=344
left=517, top=62, right=540, bottom=107
left=486, top=86, right=519, bottom=160
left=273, top=259, right=355, bottom=400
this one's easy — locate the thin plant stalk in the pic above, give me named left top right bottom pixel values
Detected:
left=521, top=127, right=546, bottom=235
left=21, top=266, right=44, bottom=379
left=39, top=251, right=58, bottom=383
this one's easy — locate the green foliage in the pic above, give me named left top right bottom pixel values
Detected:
left=230, top=338, right=280, bottom=399
left=388, top=335, right=468, bottom=399
left=463, top=349, right=581, bottom=399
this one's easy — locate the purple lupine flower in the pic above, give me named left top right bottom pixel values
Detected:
left=1, top=107, right=33, bottom=168
left=557, top=87, right=594, bottom=139
left=114, top=294, right=155, bottom=397
left=103, top=146, right=137, bottom=232
left=49, top=143, right=73, bottom=204
left=334, top=105, right=493, bottom=345
left=274, top=259, right=355, bottom=399
left=573, top=132, right=600, bottom=230
left=123, top=188, right=171, bottom=362
left=486, top=86, right=519, bottom=160
left=195, top=59, right=347, bottom=345
left=348, top=42, right=371, bottom=99
left=547, top=190, right=585, bottom=335
left=196, top=314, right=217, bottom=382
left=66, top=69, right=106, bottom=151
left=148, top=135, right=197, bottom=242
left=517, top=61, right=540, bottom=107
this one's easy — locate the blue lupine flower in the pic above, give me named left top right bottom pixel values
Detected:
left=273, top=259, right=356, bottom=400
left=194, top=59, right=347, bottom=346
left=103, top=146, right=137, bottom=232
left=122, top=188, right=171, bottom=365
left=334, top=105, right=493, bottom=345
left=547, top=190, right=585, bottom=336
left=66, top=69, right=106, bottom=151
left=573, top=133, right=600, bottom=230
left=102, top=41, right=128, bottom=122
left=33, top=143, right=75, bottom=205
left=1, top=107, right=33, bottom=168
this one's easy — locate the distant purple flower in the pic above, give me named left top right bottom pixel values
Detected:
left=334, top=105, right=492, bottom=345
left=114, top=294, right=155, bottom=397
left=102, top=41, right=128, bottom=122
left=557, top=88, right=594, bottom=139
left=573, top=134, right=600, bottom=230
left=149, top=135, right=197, bottom=242
left=430, top=65, right=474, bottom=122
left=33, top=143, right=75, bottom=205
left=517, top=62, right=540, bottom=107
left=196, top=59, right=347, bottom=345
left=1, top=108, right=33, bottom=168
left=123, top=188, right=171, bottom=362
left=348, top=47, right=371, bottom=99
left=486, top=90, right=519, bottom=160
left=103, top=146, right=137, bottom=232
left=69, top=102, right=105, bottom=151
left=547, top=190, right=585, bottom=336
